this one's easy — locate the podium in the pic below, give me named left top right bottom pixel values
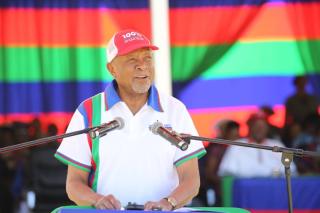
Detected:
left=53, top=206, right=250, bottom=213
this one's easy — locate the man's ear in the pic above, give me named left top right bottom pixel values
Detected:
left=107, top=63, right=117, bottom=78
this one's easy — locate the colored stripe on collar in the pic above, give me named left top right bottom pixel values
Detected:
left=147, top=84, right=163, bottom=112
left=104, top=80, right=163, bottom=112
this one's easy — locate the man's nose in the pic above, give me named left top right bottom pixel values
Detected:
left=136, top=61, right=148, bottom=71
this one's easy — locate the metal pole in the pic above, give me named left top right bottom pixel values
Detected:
left=282, top=152, right=294, bottom=213
left=150, top=0, right=172, bottom=95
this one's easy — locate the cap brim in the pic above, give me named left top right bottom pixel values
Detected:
left=118, top=44, right=159, bottom=56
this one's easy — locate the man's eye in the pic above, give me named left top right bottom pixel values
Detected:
left=128, top=58, right=137, bottom=63
left=144, top=56, right=152, bottom=62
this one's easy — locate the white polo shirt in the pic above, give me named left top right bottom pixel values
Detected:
left=55, top=81, right=206, bottom=206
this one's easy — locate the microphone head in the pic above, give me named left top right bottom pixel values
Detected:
left=149, top=121, right=163, bottom=135
left=114, top=117, right=125, bottom=130
left=180, top=142, right=189, bottom=151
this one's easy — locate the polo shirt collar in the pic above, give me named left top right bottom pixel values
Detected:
left=104, top=80, right=163, bottom=112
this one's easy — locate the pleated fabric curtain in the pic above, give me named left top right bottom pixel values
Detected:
left=0, top=0, right=319, bottom=136
left=169, top=0, right=320, bottom=136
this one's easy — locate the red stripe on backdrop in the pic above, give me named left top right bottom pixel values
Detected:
left=0, top=112, right=72, bottom=134
left=189, top=105, right=285, bottom=139
left=2, top=2, right=320, bottom=47
left=170, top=2, right=320, bottom=45
left=0, top=8, right=150, bottom=47
left=0, top=105, right=286, bottom=141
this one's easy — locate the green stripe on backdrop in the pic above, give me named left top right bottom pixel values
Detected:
left=0, top=47, right=113, bottom=82
left=1, top=40, right=319, bottom=82
left=172, top=40, right=320, bottom=81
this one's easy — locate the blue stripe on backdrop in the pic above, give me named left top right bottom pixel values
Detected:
left=0, top=82, right=107, bottom=114
left=173, top=76, right=302, bottom=109
left=0, top=0, right=148, bottom=9
left=1, top=0, right=317, bottom=8
left=169, top=0, right=318, bottom=7
left=1, top=76, right=319, bottom=113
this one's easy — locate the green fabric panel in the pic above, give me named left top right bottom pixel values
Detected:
left=0, top=47, right=113, bottom=82
left=51, top=206, right=93, bottom=213
left=221, top=176, right=235, bottom=207
left=2, top=40, right=319, bottom=83
left=91, top=93, right=102, bottom=192
left=171, top=40, right=320, bottom=81
left=195, top=207, right=250, bottom=213
left=52, top=206, right=250, bottom=213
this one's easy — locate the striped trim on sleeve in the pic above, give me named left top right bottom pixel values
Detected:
left=55, top=152, right=91, bottom=172
left=174, top=148, right=207, bottom=167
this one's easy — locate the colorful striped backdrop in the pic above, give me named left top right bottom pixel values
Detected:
left=0, top=0, right=319, bottom=137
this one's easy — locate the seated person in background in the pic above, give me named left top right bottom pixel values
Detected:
left=218, top=112, right=297, bottom=178
left=281, top=122, right=302, bottom=148
left=0, top=126, right=15, bottom=213
left=259, top=105, right=282, bottom=140
left=55, top=29, right=206, bottom=210
left=203, top=120, right=240, bottom=206
left=292, top=113, right=320, bottom=174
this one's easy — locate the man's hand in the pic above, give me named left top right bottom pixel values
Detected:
left=94, top=194, right=121, bottom=210
left=144, top=199, right=173, bottom=211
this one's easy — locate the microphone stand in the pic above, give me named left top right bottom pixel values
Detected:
left=181, top=135, right=320, bottom=213
left=0, top=126, right=102, bottom=154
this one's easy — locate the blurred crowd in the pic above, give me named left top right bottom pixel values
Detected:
left=0, top=76, right=319, bottom=212
left=0, top=119, right=71, bottom=213
left=197, top=76, right=320, bottom=206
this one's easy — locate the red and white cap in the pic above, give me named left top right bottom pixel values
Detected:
left=106, top=29, right=159, bottom=63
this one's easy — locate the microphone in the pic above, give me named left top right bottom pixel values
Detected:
left=89, top=117, right=124, bottom=139
left=149, top=121, right=189, bottom=151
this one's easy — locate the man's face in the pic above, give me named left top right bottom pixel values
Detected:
left=108, top=48, right=154, bottom=95
left=249, top=119, right=269, bottom=143
left=225, top=128, right=240, bottom=141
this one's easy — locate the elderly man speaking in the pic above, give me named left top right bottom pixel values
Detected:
left=55, top=29, right=206, bottom=211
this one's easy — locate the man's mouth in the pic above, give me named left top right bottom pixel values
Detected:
left=135, top=75, right=148, bottom=79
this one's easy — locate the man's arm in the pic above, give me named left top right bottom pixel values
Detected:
left=66, top=165, right=121, bottom=209
left=144, top=158, right=200, bottom=210
left=170, top=157, right=201, bottom=207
